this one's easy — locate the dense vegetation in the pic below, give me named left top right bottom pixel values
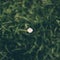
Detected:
left=0, top=0, right=60, bottom=60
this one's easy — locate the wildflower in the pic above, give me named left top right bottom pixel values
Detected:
left=27, top=28, right=33, bottom=33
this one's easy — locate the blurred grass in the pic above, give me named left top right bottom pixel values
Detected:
left=0, top=0, right=60, bottom=60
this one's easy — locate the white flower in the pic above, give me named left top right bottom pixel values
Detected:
left=27, top=28, right=33, bottom=33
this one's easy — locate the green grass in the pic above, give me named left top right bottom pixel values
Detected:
left=0, top=0, right=60, bottom=60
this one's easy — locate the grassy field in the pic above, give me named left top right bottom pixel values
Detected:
left=0, top=0, right=60, bottom=60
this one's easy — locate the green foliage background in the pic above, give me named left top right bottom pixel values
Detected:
left=0, top=0, right=60, bottom=60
